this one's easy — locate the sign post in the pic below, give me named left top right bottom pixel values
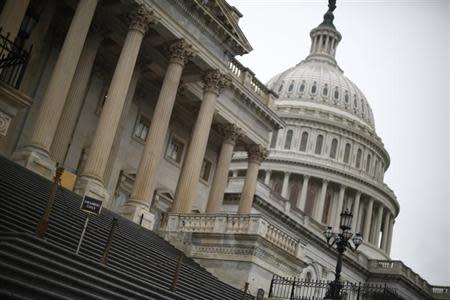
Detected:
left=76, top=195, right=103, bottom=255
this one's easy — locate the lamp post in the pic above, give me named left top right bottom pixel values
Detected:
left=323, top=209, right=363, bottom=299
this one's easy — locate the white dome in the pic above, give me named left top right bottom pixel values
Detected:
left=267, top=23, right=376, bottom=129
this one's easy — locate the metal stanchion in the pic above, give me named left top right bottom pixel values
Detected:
left=101, top=218, right=118, bottom=264
left=170, top=253, right=184, bottom=292
left=75, top=215, right=90, bottom=254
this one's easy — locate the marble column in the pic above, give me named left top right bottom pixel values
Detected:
left=314, top=180, right=328, bottom=222
left=387, top=217, right=395, bottom=254
left=232, top=170, right=238, bottom=177
left=381, top=212, right=391, bottom=251
left=76, top=6, right=156, bottom=201
left=264, top=170, right=271, bottom=185
left=26, top=0, right=99, bottom=156
left=333, top=185, right=346, bottom=228
left=363, top=198, right=374, bottom=242
left=50, top=32, right=103, bottom=163
left=121, top=39, right=193, bottom=220
left=281, top=172, right=291, bottom=199
left=205, top=124, right=241, bottom=213
left=172, top=70, right=231, bottom=213
left=374, top=205, right=384, bottom=247
left=0, top=0, right=30, bottom=40
left=351, top=191, right=361, bottom=232
left=238, top=145, right=268, bottom=214
left=297, top=175, right=310, bottom=211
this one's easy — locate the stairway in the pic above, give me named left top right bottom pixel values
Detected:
left=0, top=155, right=254, bottom=300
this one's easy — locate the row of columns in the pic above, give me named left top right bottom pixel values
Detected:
left=260, top=170, right=394, bottom=253
left=18, top=1, right=268, bottom=222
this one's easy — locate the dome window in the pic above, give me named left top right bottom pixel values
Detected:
left=343, top=143, right=351, bottom=163
left=299, top=81, right=306, bottom=93
left=366, top=154, right=372, bottom=173
left=315, top=134, right=324, bottom=155
left=311, top=81, right=317, bottom=94
left=330, top=138, right=338, bottom=159
left=356, top=149, right=362, bottom=169
left=299, top=132, right=308, bottom=152
left=344, top=91, right=349, bottom=103
left=334, top=87, right=339, bottom=100
left=322, top=84, right=328, bottom=96
left=284, top=130, right=293, bottom=149
left=278, top=81, right=284, bottom=93
left=288, top=81, right=294, bottom=92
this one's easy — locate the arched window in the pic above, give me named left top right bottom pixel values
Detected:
left=315, top=134, right=323, bottom=154
left=322, top=84, right=328, bottom=96
left=366, top=154, right=371, bottom=172
left=354, top=94, right=358, bottom=108
left=278, top=81, right=284, bottom=93
left=270, top=129, right=278, bottom=148
left=330, top=138, right=338, bottom=159
left=343, top=143, right=351, bottom=163
left=374, top=159, right=379, bottom=177
left=344, top=91, right=349, bottom=103
left=299, top=80, right=306, bottom=92
left=284, top=130, right=293, bottom=149
left=311, top=81, right=317, bottom=94
left=299, top=132, right=309, bottom=152
left=356, top=149, right=362, bottom=168
left=334, top=87, right=339, bottom=100
left=288, top=81, right=294, bottom=92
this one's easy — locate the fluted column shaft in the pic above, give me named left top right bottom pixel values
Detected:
left=297, top=175, right=310, bottom=211
left=81, top=6, right=155, bottom=182
left=238, top=145, right=268, bottom=214
left=351, top=191, right=361, bottom=231
left=264, top=170, right=271, bottom=185
left=28, top=0, right=98, bottom=154
left=314, top=180, right=328, bottom=222
left=363, top=198, right=374, bottom=242
left=172, top=70, right=231, bottom=213
left=281, top=172, right=291, bottom=198
left=205, top=125, right=241, bottom=213
left=387, top=217, right=394, bottom=254
left=50, top=34, right=102, bottom=163
left=333, top=185, right=346, bottom=228
left=381, top=212, right=391, bottom=251
left=125, top=40, right=193, bottom=211
left=374, top=205, right=384, bottom=246
left=0, top=0, right=30, bottom=40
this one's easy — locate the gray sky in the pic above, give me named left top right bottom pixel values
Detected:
left=227, top=0, right=450, bottom=286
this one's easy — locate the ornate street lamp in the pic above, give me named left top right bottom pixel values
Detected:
left=323, top=209, right=363, bottom=299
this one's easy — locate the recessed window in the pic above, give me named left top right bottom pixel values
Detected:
left=311, top=82, right=317, bottom=94
left=343, top=143, right=351, bottom=163
left=200, top=159, right=213, bottom=182
left=322, top=84, right=328, bottom=96
left=356, top=149, right=362, bottom=168
left=366, top=154, right=372, bottom=173
left=284, top=130, right=293, bottom=149
left=166, top=136, right=185, bottom=164
left=288, top=81, right=294, bottom=92
left=299, top=81, right=306, bottom=92
left=278, top=81, right=284, bottom=93
left=330, top=138, right=338, bottom=159
left=334, top=87, right=339, bottom=100
left=344, top=91, right=349, bottom=103
left=299, top=132, right=309, bottom=152
left=315, top=134, right=324, bottom=155
left=270, top=129, right=279, bottom=148
left=354, top=95, right=358, bottom=107
left=134, top=115, right=150, bottom=141
left=374, top=159, right=379, bottom=177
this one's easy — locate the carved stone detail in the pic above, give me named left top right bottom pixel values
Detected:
left=215, top=123, right=242, bottom=145
left=0, top=110, right=12, bottom=136
left=129, top=5, right=159, bottom=34
left=168, top=39, right=196, bottom=66
left=203, top=70, right=232, bottom=95
left=247, top=144, right=269, bottom=164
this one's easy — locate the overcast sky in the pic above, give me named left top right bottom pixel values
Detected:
left=226, top=0, right=450, bottom=286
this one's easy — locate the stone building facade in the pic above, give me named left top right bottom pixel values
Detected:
left=0, top=0, right=447, bottom=299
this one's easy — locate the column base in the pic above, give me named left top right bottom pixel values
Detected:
left=12, top=146, right=56, bottom=180
left=119, top=203, right=155, bottom=230
left=74, top=175, right=109, bottom=202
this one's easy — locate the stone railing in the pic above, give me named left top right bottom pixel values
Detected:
left=164, top=213, right=299, bottom=256
left=368, top=260, right=449, bottom=299
left=228, top=58, right=275, bottom=104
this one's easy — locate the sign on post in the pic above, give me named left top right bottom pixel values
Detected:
left=80, top=195, right=103, bottom=215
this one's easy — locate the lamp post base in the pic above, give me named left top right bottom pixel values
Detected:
left=324, top=280, right=342, bottom=300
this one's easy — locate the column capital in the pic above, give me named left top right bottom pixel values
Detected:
left=168, top=38, right=196, bottom=66
left=247, top=144, right=269, bottom=164
left=303, top=175, right=310, bottom=180
left=129, top=5, right=159, bottom=34
left=322, top=179, right=329, bottom=184
left=203, top=70, right=232, bottom=95
left=215, top=123, right=242, bottom=145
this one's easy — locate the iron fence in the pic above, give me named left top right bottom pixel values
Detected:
left=0, top=29, right=30, bottom=89
left=268, top=275, right=404, bottom=300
